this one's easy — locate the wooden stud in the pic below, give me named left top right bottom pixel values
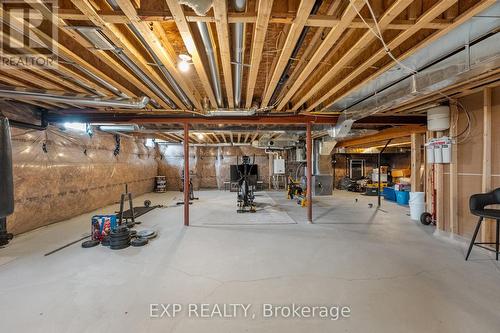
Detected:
left=481, top=88, right=492, bottom=242
left=411, top=132, right=423, bottom=192
left=449, top=102, right=459, bottom=235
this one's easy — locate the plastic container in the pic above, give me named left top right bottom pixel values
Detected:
left=383, top=187, right=396, bottom=201
left=395, top=190, right=410, bottom=205
left=409, top=192, right=425, bottom=220
left=427, top=105, right=450, bottom=131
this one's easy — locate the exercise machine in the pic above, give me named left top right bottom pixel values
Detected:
left=236, top=155, right=257, bottom=213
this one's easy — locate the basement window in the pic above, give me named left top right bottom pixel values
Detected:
left=145, top=138, right=155, bottom=148
left=64, top=122, right=88, bottom=132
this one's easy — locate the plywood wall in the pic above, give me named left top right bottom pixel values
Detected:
left=440, top=86, right=500, bottom=239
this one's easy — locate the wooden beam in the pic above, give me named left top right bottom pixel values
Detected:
left=481, top=88, right=492, bottom=242
left=114, top=0, right=203, bottom=110
left=449, top=102, right=459, bottom=235
left=306, top=0, right=461, bottom=112
left=245, top=0, right=274, bottom=108
left=213, top=0, right=234, bottom=108
left=337, top=125, right=426, bottom=148
left=164, top=0, right=218, bottom=108
left=260, top=0, right=316, bottom=107
left=57, top=8, right=452, bottom=30
left=410, top=132, right=423, bottom=191
left=285, top=0, right=412, bottom=111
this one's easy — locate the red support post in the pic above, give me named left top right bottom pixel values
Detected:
left=306, top=122, right=313, bottom=223
left=183, top=122, right=189, bottom=226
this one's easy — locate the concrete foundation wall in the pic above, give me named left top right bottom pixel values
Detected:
left=7, top=126, right=157, bottom=235
left=158, top=145, right=270, bottom=190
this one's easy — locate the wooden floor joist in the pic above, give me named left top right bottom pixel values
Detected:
left=260, top=0, right=317, bottom=107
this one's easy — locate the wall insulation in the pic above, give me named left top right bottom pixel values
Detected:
left=7, top=125, right=157, bottom=235
left=158, top=145, right=270, bottom=190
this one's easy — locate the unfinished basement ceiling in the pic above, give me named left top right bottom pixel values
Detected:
left=0, top=0, right=497, bottom=126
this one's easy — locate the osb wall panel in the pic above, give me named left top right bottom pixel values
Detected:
left=441, top=86, right=500, bottom=238
left=8, top=127, right=157, bottom=235
left=158, top=145, right=270, bottom=190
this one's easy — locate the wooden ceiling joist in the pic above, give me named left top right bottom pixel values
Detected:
left=260, top=0, right=317, bottom=108
left=285, top=0, right=413, bottom=111
left=114, top=0, right=203, bottom=110
left=69, top=0, right=185, bottom=109
left=245, top=0, right=274, bottom=108
left=275, top=0, right=366, bottom=110
left=164, top=0, right=219, bottom=108
left=305, top=0, right=461, bottom=112
left=213, top=0, right=235, bottom=108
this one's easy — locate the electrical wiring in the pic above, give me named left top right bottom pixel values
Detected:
left=348, top=0, right=473, bottom=142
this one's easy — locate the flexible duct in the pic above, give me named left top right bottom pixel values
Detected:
left=0, top=88, right=150, bottom=108
left=197, top=22, right=224, bottom=107
left=232, top=0, right=246, bottom=107
left=269, top=0, right=323, bottom=106
left=0, top=117, right=14, bottom=218
left=106, top=0, right=193, bottom=109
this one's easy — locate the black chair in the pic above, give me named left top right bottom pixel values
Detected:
left=466, top=188, right=500, bottom=260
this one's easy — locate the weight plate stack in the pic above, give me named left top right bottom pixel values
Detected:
left=109, top=226, right=131, bottom=250
left=131, top=237, right=148, bottom=247
left=82, top=240, right=99, bottom=248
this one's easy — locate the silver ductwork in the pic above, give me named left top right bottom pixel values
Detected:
left=207, top=108, right=256, bottom=117
left=0, top=88, right=150, bottom=108
left=232, top=0, right=246, bottom=107
left=71, top=63, right=128, bottom=98
left=327, top=3, right=500, bottom=138
left=107, top=0, right=193, bottom=109
left=197, top=21, right=224, bottom=107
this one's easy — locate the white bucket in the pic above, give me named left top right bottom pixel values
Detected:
left=409, top=192, right=425, bottom=221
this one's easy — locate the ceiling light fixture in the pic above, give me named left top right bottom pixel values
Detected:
left=178, top=53, right=192, bottom=72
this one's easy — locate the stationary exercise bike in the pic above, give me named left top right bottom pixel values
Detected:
left=236, top=155, right=256, bottom=213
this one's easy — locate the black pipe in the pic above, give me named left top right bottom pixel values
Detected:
left=377, top=139, right=392, bottom=207
left=269, top=0, right=323, bottom=106
left=8, top=110, right=48, bottom=131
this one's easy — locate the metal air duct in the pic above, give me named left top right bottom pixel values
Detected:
left=197, top=21, right=224, bottom=107
left=0, top=88, right=150, bottom=108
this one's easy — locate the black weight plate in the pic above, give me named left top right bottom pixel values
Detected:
left=110, top=232, right=130, bottom=240
left=101, top=237, right=110, bottom=246
left=109, top=238, right=130, bottom=246
left=110, top=242, right=130, bottom=250
left=131, top=237, right=148, bottom=247
left=82, top=240, right=99, bottom=248
left=129, top=230, right=137, bottom=237
left=112, top=225, right=128, bottom=233
left=137, top=229, right=156, bottom=239
left=144, top=200, right=151, bottom=207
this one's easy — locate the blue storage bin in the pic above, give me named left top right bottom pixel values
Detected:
left=395, top=190, right=410, bottom=205
left=383, top=187, right=396, bottom=202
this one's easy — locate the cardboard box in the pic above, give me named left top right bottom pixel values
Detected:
left=392, top=169, right=411, bottom=177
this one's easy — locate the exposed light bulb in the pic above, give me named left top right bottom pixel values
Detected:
left=178, top=60, right=190, bottom=72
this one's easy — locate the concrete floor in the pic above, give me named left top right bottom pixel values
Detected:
left=1, top=190, right=500, bottom=332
